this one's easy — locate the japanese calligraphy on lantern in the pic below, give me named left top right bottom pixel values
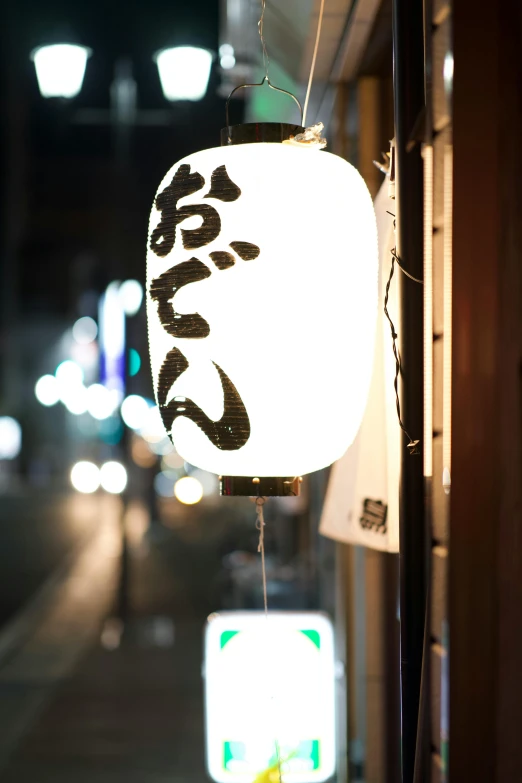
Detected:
left=146, top=143, right=378, bottom=477
left=148, top=162, right=256, bottom=451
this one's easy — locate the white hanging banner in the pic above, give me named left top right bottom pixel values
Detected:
left=319, top=181, right=400, bottom=552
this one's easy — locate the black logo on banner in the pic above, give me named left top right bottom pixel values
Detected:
left=359, top=499, right=388, bottom=534
left=150, top=163, right=259, bottom=450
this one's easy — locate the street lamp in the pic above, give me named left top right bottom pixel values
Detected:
left=153, top=46, right=213, bottom=101
left=31, top=42, right=213, bottom=105
left=30, top=43, right=91, bottom=99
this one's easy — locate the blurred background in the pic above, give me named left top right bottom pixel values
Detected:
left=0, top=1, right=513, bottom=782
left=0, top=1, right=357, bottom=781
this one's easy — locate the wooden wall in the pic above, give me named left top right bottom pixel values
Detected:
left=450, top=0, right=522, bottom=779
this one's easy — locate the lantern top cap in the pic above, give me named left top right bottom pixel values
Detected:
left=221, top=122, right=305, bottom=146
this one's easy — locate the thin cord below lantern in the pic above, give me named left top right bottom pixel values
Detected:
left=303, top=0, right=326, bottom=127
left=255, top=496, right=283, bottom=783
left=256, top=497, right=268, bottom=616
left=384, top=213, right=423, bottom=455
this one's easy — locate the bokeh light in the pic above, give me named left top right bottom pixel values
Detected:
left=62, top=384, right=88, bottom=415
left=98, top=416, right=123, bottom=445
left=72, top=316, right=98, bottom=345
left=131, top=435, right=158, bottom=468
left=162, top=450, right=185, bottom=470
left=174, top=476, right=203, bottom=505
left=121, top=395, right=149, bottom=430
left=70, top=461, right=100, bottom=493
left=100, top=461, right=128, bottom=494
left=86, top=384, right=118, bottom=420
left=147, top=438, right=174, bottom=456
left=220, top=53, right=236, bottom=69
left=154, top=470, right=177, bottom=498
left=0, top=417, right=22, bottom=460
left=191, top=469, right=219, bottom=497
left=100, top=617, right=124, bottom=651
left=35, top=375, right=60, bottom=406
left=55, top=359, right=84, bottom=387
left=140, top=405, right=166, bottom=443
left=128, top=348, right=141, bottom=376
left=119, top=280, right=143, bottom=316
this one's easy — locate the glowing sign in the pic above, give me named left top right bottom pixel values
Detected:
left=204, top=611, right=336, bottom=783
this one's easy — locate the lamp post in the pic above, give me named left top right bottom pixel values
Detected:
left=30, top=42, right=215, bottom=165
left=29, top=38, right=215, bottom=619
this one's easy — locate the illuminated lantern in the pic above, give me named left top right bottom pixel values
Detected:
left=146, top=124, right=378, bottom=494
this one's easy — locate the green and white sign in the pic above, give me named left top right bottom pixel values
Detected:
left=204, top=611, right=336, bottom=783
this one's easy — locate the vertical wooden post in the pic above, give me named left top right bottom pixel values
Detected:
left=392, top=0, right=427, bottom=779
left=450, top=0, right=522, bottom=778
left=358, top=77, right=382, bottom=199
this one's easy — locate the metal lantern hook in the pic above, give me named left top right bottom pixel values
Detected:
left=225, top=76, right=304, bottom=132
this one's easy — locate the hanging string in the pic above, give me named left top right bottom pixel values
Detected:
left=384, top=213, right=422, bottom=456
left=258, top=0, right=270, bottom=80
left=303, top=0, right=326, bottom=127
left=255, top=496, right=282, bottom=783
left=255, top=496, right=268, bottom=616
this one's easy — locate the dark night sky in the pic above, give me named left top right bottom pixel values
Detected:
left=1, top=0, right=241, bottom=318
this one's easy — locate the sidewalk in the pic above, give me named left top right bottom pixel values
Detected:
left=0, top=496, right=228, bottom=783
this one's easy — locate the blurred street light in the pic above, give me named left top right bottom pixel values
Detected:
left=72, top=316, right=98, bottom=345
left=55, top=360, right=87, bottom=414
left=153, top=46, right=213, bottom=101
left=30, top=43, right=91, bottom=99
left=154, top=470, right=177, bottom=497
left=219, top=44, right=236, bottom=70
left=31, top=41, right=214, bottom=116
left=174, top=475, right=203, bottom=505
left=86, top=383, right=118, bottom=420
left=119, top=280, right=143, bottom=316
left=162, top=450, right=184, bottom=469
left=100, top=461, right=128, bottom=494
left=70, top=461, right=100, bottom=493
left=121, top=394, right=149, bottom=430
left=35, top=374, right=60, bottom=406
left=55, top=359, right=84, bottom=392
left=62, top=384, right=89, bottom=416
left=131, top=435, right=157, bottom=468
left=0, top=417, right=22, bottom=460
left=139, top=405, right=167, bottom=443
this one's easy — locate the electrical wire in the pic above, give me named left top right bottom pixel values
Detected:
left=258, top=0, right=270, bottom=79
left=384, top=214, right=422, bottom=455
left=255, top=496, right=282, bottom=783
left=303, top=0, right=326, bottom=127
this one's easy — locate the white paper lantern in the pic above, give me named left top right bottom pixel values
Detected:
left=146, top=140, right=378, bottom=483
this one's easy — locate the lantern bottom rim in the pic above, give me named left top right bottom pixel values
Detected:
left=219, top=476, right=302, bottom=497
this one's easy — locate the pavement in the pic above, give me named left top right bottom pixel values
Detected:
left=0, top=493, right=251, bottom=783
